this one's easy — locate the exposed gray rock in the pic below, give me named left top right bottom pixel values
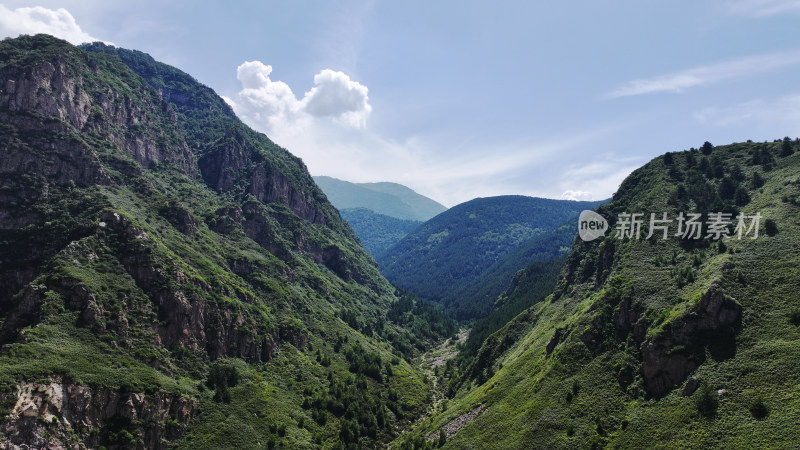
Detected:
left=641, top=284, right=741, bottom=395
left=0, top=377, right=196, bottom=450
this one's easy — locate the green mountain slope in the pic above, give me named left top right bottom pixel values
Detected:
left=403, top=140, right=800, bottom=448
left=444, top=222, right=578, bottom=320
left=339, top=207, right=422, bottom=258
left=0, top=35, right=449, bottom=449
left=313, top=176, right=447, bottom=221
left=377, top=196, right=604, bottom=318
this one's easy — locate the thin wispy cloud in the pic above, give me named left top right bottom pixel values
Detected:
left=693, top=94, right=800, bottom=133
left=270, top=119, right=632, bottom=206
left=556, top=157, right=642, bottom=202
left=725, top=0, right=800, bottom=17
left=604, top=51, right=800, bottom=98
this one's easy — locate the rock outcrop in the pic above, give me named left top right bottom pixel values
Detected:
left=1, top=378, right=196, bottom=450
left=0, top=49, right=196, bottom=176
left=198, top=129, right=326, bottom=226
left=640, top=284, right=741, bottom=395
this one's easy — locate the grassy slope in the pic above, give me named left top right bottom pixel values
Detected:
left=401, top=141, right=800, bottom=448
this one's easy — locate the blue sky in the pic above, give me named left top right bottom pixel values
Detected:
left=3, top=1, right=800, bottom=206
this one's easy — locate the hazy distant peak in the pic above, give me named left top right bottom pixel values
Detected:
left=313, top=176, right=447, bottom=221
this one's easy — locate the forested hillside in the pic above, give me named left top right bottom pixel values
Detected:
left=444, top=222, right=577, bottom=320
left=378, top=196, right=604, bottom=317
left=0, top=35, right=453, bottom=449
left=402, top=139, right=800, bottom=448
left=339, top=208, right=421, bottom=258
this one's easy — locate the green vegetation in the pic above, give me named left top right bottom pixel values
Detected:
left=385, top=290, right=457, bottom=359
left=0, top=34, right=438, bottom=448
left=339, top=207, right=422, bottom=258
left=455, top=255, right=566, bottom=380
left=444, top=222, right=580, bottom=320
left=3, top=34, right=800, bottom=448
left=401, top=140, right=800, bottom=448
left=378, top=195, right=604, bottom=318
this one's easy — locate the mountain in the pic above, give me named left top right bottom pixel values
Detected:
left=444, top=222, right=579, bottom=320
left=0, top=35, right=453, bottom=449
left=403, top=140, right=800, bottom=448
left=313, top=176, right=447, bottom=221
left=377, top=196, right=604, bottom=318
left=339, top=207, right=421, bottom=258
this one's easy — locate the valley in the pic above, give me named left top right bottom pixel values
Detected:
left=1, top=33, right=799, bottom=450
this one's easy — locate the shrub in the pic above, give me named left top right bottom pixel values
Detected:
left=695, top=382, right=718, bottom=417
left=764, top=219, right=778, bottom=236
left=789, top=309, right=800, bottom=326
left=748, top=395, right=769, bottom=419
left=751, top=172, right=765, bottom=189
left=734, top=187, right=750, bottom=206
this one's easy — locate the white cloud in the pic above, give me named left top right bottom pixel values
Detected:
left=228, top=61, right=371, bottom=135
left=561, top=190, right=593, bottom=201
left=604, top=51, right=800, bottom=98
left=0, top=4, right=106, bottom=45
left=232, top=61, right=309, bottom=134
left=725, top=0, right=800, bottom=17
left=303, top=69, right=371, bottom=127
left=226, top=63, right=631, bottom=207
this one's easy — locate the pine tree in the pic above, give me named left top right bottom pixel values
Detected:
left=780, top=137, right=794, bottom=157
left=751, top=171, right=765, bottom=189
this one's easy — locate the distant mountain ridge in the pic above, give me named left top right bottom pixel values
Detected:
left=377, top=195, right=605, bottom=318
left=313, top=176, right=447, bottom=221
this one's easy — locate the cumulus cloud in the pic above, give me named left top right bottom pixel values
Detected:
left=604, top=51, right=800, bottom=98
left=303, top=69, right=371, bottom=127
left=0, top=4, right=106, bottom=45
left=561, top=190, right=594, bottom=201
left=229, top=61, right=371, bottom=136
left=232, top=61, right=308, bottom=134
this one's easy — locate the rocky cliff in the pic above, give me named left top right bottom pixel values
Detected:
left=2, top=377, right=196, bottom=449
left=0, top=35, right=429, bottom=448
